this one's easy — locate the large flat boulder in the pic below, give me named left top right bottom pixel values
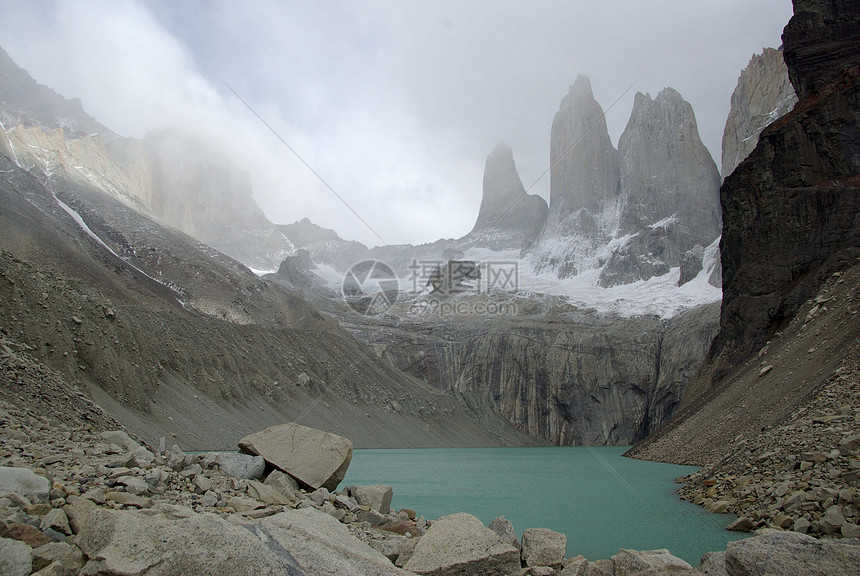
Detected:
left=238, top=423, right=353, bottom=491
left=725, top=529, right=860, bottom=576
left=0, top=467, right=50, bottom=503
left=258, top=508, right=413, bottom=576
left=74, top=507, right=303, bottom=576
left=611, top=549, right=693, bottom=575
left=403, top=512, right=520, bottom=575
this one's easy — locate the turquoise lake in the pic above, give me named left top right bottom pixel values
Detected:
left=341, top=446, right=747, bottom=564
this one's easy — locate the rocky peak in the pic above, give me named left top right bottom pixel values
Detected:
left=782, top=0, right=860, bottom=100
left=617, top=87, right=721, bottom=241
left=0, top=45, right=115, bottom=140
left=597, top=87, right=721, bottom=288
left=549, top=75, right=620, bottom=216
left=721, top=47, right=798, bottom=179
left=468, top=143, right=547, bottom=250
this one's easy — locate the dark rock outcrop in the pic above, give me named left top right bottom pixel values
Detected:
left=782, top=0, right=860, bottom=100
left=467, top=143, right=548, bottom=250
left=721, top=47, right=798, bottom=179
left=630, top=0, right=860, bottom=466
left=713, top=0, right=860, bottom=368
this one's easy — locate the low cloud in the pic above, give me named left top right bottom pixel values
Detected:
left=0, top=0, right=794, bottom=246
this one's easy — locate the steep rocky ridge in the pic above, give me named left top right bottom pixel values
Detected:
left=0, top=46, right=292, bottom=270
left=0, top=45, right=116, bottom=140
left=630, top=0, right=860, bottom=466
left=782, top=0, right=860, bottom=100
left=340, top=300, right=719, bottom=445
left=0, top=150, right=538, bottom=450
left=465, top=143, right=548, bottom=251
left=721, top=47, right=798, bottom=180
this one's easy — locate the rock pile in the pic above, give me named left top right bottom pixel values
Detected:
left=680, top=350, right=860, bottom=538
left=2, top=397, right=859, bottom=575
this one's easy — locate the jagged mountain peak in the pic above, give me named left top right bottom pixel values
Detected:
left=467, top=142, right=547, bottom=250
left=0, top=45, right=116, bottom=140
left=721, top=46, right=797, bottom=179
left=568, top=74, right=595, bottom=99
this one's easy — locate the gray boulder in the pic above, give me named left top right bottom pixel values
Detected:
left=725, top=529, right=860, bottom=575
left=521, top=528, right=567, bottom=567
left=263, top=469, right=299, bottom=497
left=351, top=485, right=393, bottom=515
left=559, top=556, right=588, bottom=575
left=101, top=430, right=143, bottom=452
left=30, top=541, right=84, bottom=574
left=698, top=551, right=728, bottom=576
left=166, top=445, right=189, bottom=471
left=258, top=508, right=412, bottom=576
left=216, top=453, right=265, bottom=480
left=0, top=537, right=32, bottom=576
left=239, top=423, right=353, bottom=491
left=0, top=466, right=50, bottom=503
left=611, top=549, right=693, bottom=575
left=74, top=507, right=302, bottom=576
left=403, top=512, right=520, bottom=575
left=488, top=516, right=521, bottom=552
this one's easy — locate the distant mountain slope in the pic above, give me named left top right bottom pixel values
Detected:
left=0, top=46, right=292, bottom=270
left=0, top=45, right=116, bottom=140
left=0, top=136, right=537, bottom=450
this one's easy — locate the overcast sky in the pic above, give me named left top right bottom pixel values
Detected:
left=0, top=0, right=794, bottom=247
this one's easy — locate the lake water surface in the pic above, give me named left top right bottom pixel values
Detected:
left=341, top=446, right=747, bottom=563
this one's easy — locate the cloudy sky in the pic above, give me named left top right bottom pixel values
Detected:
left=0, top=0, right=794, bottom=246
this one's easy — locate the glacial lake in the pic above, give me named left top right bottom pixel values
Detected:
left=341, top=446, right=747, bottom=564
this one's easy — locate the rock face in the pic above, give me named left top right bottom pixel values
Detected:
left=0, top=47, right=293, bottom=271
left=468, top=143, right=548, bottom=250
left=350, top=485, right=394, bottom=515
left=521, top=528, right=566, bottom=568
left=531, top=75, right=621, bottom=278
left=721, top=47, right=798, bottom=179
left=782, top=0, right=860, bottom=100
left=611, top=549, right=693, bottom=575
left=0, top=537, right=31, bottom=576
left=712, top=0, right=860, bottom=369
left=599, top=88, right=721, bottom=287
left=75, top=507, right=297, bottom=576
left=239, top=423, right=353, bottom=491
left=0, top=46, right=116, bottom=140
left=403, top=513, right=521, bottom=576
left=530, top=76, right=721, bottom=287
left=347, top=302, right=719, bottom=446
left=144, top=129, right=294, bottom=270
